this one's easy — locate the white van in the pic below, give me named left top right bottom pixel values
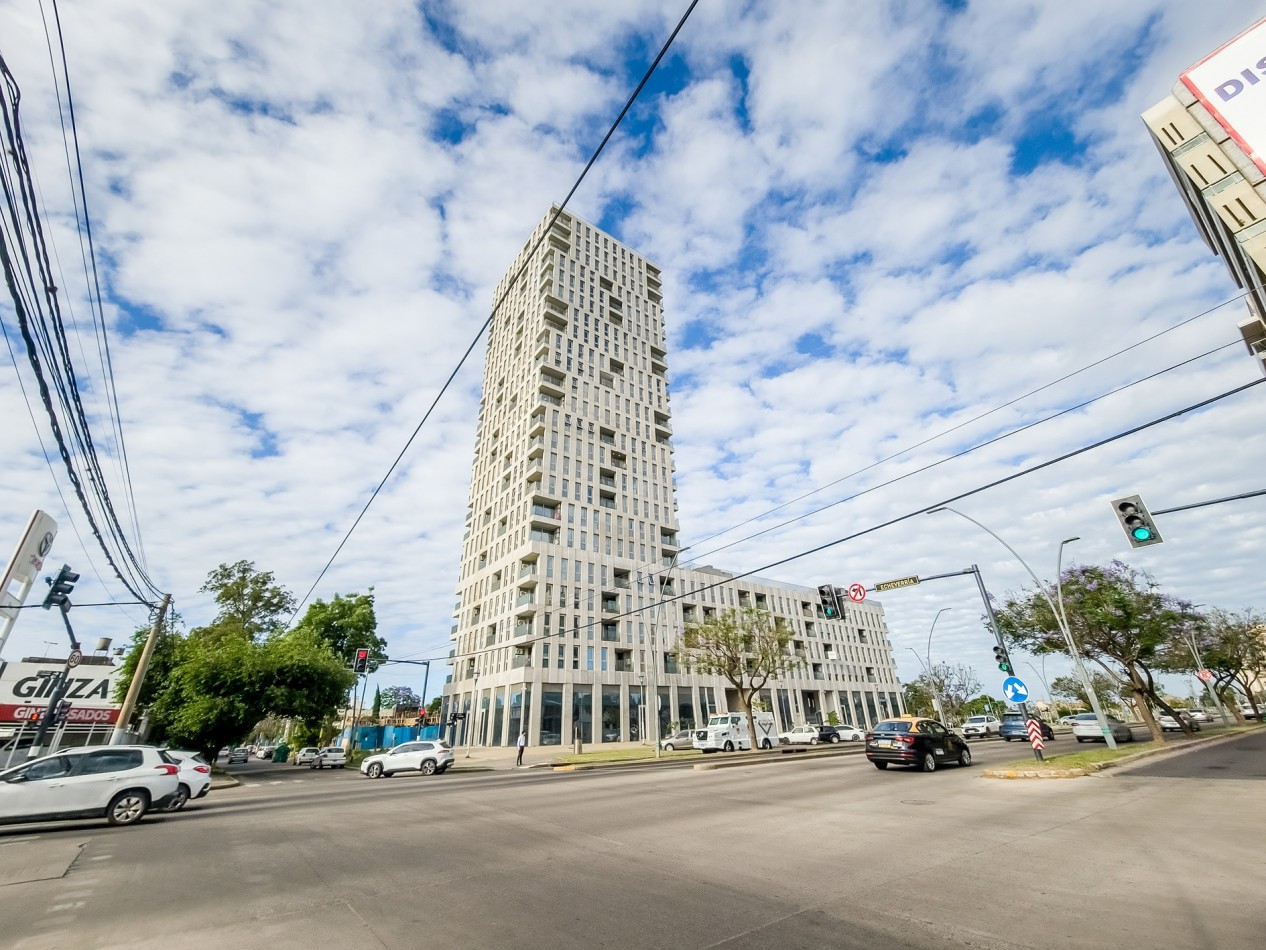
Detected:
left=692, top=711, right=779, bottom=752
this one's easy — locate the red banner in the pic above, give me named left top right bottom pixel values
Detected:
left=1, top=703, right=120, bottom=725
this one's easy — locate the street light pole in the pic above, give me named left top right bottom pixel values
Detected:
left=930, top=507, right=1117, bottom=749
left=645, top=545, right=690, bottom=760
left=926, top=607, right=952, bottom=722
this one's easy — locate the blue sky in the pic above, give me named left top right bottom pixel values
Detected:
left=1, top=0, right=1263, bottom=706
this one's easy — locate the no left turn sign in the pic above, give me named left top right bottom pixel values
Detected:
left=846, top=583, right=866, bottom=603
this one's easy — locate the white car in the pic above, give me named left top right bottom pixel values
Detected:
left=293, top=747, right=321, bottom=766
left=832, top=724, right=864, bottom=741
left=1185, top=709, right=1213, bottom=723
left=360, top=740, right=454, bottom=778
left=0, top=745, right=179, bottom=827
left=1158, top=713, right=1200, bottom=732
left=161, top=749, right=212, bottom=810
left=1240, top=703, right=1259, bottom=720
left=778, top=724, right=822, bottom=745
left=961, top=715, right=1001, bottom=738
left=310, top=746, right=347, bottom=769
left=256, top=746, right=276, bottom=760
left=1070, top=713, right=1134, bottom=743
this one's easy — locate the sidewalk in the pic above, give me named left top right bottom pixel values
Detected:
left=448, top=740, right=643, bottom=771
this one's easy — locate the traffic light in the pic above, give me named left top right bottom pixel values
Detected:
left=817, top=584, right=841, bottom=619
left=53, top=700, right=72, bottom=725
left=993, top=644, right=1012, bottom=673
left=42, top=564, right=79, bottom=612
left=352, top=648, right=370, bottom=673
left=1110, top=495, right=1163, bottom=548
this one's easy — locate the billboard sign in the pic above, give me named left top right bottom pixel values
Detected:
left=0, top=660, right=122, bottom=724
left=1181, top=16, right=1266, bottom=175
left=0, top=510, right=59, bottom=654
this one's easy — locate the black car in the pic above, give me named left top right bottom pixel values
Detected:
left=816, top=725, right=843, bottom=743
left=999, top=713, right=1054, bottom=742
left=865, top=717, right=972, bottom=772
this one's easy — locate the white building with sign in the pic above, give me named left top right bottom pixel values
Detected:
left=0, top=657, right=123, bottom=741
left=1142, top=15, right=1266, bottom=373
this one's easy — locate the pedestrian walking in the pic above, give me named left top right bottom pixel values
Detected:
left=516, top=730, right=527, bottom=766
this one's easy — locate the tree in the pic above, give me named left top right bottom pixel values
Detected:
left=292, top=590, right=386, bottom=670
left=380, top=686, right=422, bottom=711
left=680, top=607, right=800, bottom=749
left=112, top=608, right=184, bottom=709
left=902, top=679, right=936, bottom=718
left=960, top=694, right=1007, bottom=718
left=925, top=662, right=981, bottom=726
left=201, top=560, right=295, bottom=639
left=1050, top=672, right=1126, bottom=715
left=371, top=687, right=382, bottom=721
left=1196, top=608, right=1266, bottom=721
left=994, top=560, right=1201, bottom=742
left=427, top=696, right=442, bottom=718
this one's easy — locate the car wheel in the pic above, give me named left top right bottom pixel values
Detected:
left=829, top=735, right=840, bottom=743
left=107, top=790, right=149, bottom=826
left=421, top=759, right=438, bottom=776
left=663, top=743, right=675, bottom=751
left=723, top=741, right=734, bottom=752
left=809, top=737, right=818, bottom=745
left=919, top=752, right=937, bottom=773
left=959, top=747, right=972, bottom=767
left=167, top=784, right=191, bottom=812
left=873, top=761, right=888, bottom=770
left=366, top=763, right=383, bottom=779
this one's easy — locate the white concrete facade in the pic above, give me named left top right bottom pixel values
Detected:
left=442, top=208, right=903, bottom=748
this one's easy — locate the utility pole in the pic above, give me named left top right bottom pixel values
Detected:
left=111, top=593, right=171, bottom=745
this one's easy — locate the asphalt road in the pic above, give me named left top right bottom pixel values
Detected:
left=2, top=730, right=1262, bottom=949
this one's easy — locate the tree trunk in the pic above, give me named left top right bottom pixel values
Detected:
left=1215, top=684, right=1246, bottom=724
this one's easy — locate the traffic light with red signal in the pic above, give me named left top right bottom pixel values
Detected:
left=353, top=648, right=370, bottom=673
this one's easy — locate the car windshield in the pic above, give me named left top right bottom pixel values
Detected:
left=966, top=717, right=986, bottom=723
left=1002, top=714, right=1024, bottom=722
left=871, top=721, right=912, bottom=734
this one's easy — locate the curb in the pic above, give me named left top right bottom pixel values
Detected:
left=982, top=725, right=1262, bottom=780
left=550, top=744, right=869, bottom=772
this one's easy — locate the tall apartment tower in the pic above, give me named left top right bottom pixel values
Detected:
left=444, top=207, right=903, bottom=748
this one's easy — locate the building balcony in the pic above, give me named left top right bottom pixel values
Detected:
left=527, top=436, right=545, bottom=459
left=539, top=371, right=566, bottom=398
left=528, top=414, right=546, bottom=438
left=538, top=392, right=562, bottom=407
left=514, top=622, right=533, bottom=638
left=601, top=625, right=619, bottom=642
left=530, top=504, right=561, bottom=528
left=543, top=306, right=567, bottom=330
left=614, top=660, right=634, bottom=673
left=601, top=599, right=620, bottom=614
left=529, top=528, right=557, bottom=544
left=511, top=650, right=533, bottom=669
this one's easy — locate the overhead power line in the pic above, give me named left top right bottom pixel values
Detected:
left=289, top=0, right=702, bottom=622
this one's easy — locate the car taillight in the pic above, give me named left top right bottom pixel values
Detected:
left=155, top=764, right=179, bottom=775
left=194, top=765, right=210, bottom=773
left=894, top=735, right=915, bottom=745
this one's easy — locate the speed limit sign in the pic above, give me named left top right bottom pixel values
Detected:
left=846, top=583, right=866, bottom=603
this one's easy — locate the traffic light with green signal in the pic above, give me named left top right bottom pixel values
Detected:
left=993, top=644, right=1011, bottom=673
left=817, top=585, right=841, bottom=619
left=1110, top=495, right=1163, bottom=548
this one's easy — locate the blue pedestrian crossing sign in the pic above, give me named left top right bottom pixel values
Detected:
left=1002, top=677, right=1029, bottom=704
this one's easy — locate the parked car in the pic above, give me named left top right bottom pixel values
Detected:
left=293, top=747, right=321, bottom=766
left=1240, top=703, right=1259, bottom=720
left=832, top=724, right=864, bottom=741
left=1185, top=709, right=1213, bottom=723
left=1070, top=713, right=1134, bottom=743
left=865, top=717, right=972, bottom=772
left=311, top=747, right=347, bottom=769
left=225, top=748, right=250, bottom=765
left=1059, top=714, right=1082, bottom=725
left=779, top=724, right=823, bottom=745
left=161, top=750, right=212, bottom=810
left=0, top=745, right=179, bottom=827
left=962, top=715, right=1001, bottom=738
left=1159, top=712, right=1201, bottom=732
left=659, top=729, right=695, bottom=752
left=999, top=713, right=1054, bottom=742
left=255, top=745, right=276, bottom=760
left=360, top=740, right=454, bottom=778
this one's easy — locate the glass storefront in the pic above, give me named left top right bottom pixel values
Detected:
left=573, top=687, right=593, bottom=743
left=540, top=688, right=563, bottom=745
left=628, top=686, right=642, bottom=741
left=601, top=689, right=621, bottom=741
left=677, top=690, right=695, bottom=730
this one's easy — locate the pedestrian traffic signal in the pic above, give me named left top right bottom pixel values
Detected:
left=1110, top=494, right=1163, bottom=548
left=817, top=584, right=842, bottom=619
left=41, top=564, right=79, bottom=612
left=353, top=648, right=370, bottom=673
left=993, top=644, right=1011, bottom=673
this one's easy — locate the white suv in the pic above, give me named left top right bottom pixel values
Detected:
left=360, top=740, right=453, bottom=778
left=0, top=745, right=179, bottom=827
left=962, top=715, right=1001, bottom=738
left=311, top=747, right=347, bottom=769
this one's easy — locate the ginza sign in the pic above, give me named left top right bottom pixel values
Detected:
left=0, top=660, right=122, bottom=724
left=1181, top=16, right=1266, bottom=175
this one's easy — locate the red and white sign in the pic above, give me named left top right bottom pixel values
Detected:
left=1197, top=669, right=1214, bottom=683
left=846, top=583, right=866, bottom=603
left=1, top=703, right=119, bottom=725
left=1025, top=718, right=1045, bottom=752
left=1180, top=16, right=1266, bottom=175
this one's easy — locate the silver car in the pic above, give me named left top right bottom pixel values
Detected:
left=1070, top=713, right=1134, bottom=743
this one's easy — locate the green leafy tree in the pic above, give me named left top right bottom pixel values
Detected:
left=902, top=679, right=936, bottom=718
left=1196, top=608, right=1266, bottom=721
left=292, top=590, right=385, bottom=670
left=371, top=687, right=382, bottom=721
left=112, top=608, right=184, bottom=709
left=924, top=662, right=981, bottom=726
left=1050, top=672, right=1127, bottom=716
left=202, top=560, right=295, bottom=638
left=994, top=560, right=1201, bottom=742
left=960, top=695, right=1006, bottom=718
left=426, top=696, right=442, bottom=718
left=380, top=686, right=422, bottom=711
left=680, top=607, right=800, bottom=749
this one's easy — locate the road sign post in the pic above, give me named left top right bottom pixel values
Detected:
left=1025, top=718, right=1045, bottom=761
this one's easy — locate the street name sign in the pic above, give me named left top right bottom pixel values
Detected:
left=873, top=576, right=920, bottom=592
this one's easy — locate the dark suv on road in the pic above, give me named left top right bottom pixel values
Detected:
left=865, top=717, right=972, bottom=772
left=999, top=713, right=1054, bottom=742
